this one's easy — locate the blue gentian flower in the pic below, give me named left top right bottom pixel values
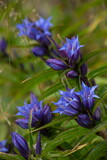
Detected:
left=16, top=92, right=52, bottom=129
left=16, top=18, right=38, bottom=40
left=16, top=17, right=53, bottom=45
left=53, top=88, right=81, bottom=116
left=53, top=83, right=101, bottom=128
left=77, top=82, right=99, bottom=110
left=35, top=17, right=53, bottom=35
left=35, top=17, right=53, bottom=45
left=46, top=36, right=85, bottom=79
left=59, top=36, right=84, bottom=60
left=11, top=132, right=30, bottom=160
left=0, top=140, right=8, bottom=152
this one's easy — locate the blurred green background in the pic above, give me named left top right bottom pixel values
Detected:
left=0, top=0, right=107, bottom=141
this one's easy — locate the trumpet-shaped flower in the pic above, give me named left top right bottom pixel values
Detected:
left=53, top=83, right=101, bottom=128
left=77, top=82, right=99, bottom=110
left=16, top=17, right=53, bottom=45
left=59, top=36, right=84, bottom=60
left=35, top=17, right=53, bottom=34
left=16, top=92, right=52, bottom=129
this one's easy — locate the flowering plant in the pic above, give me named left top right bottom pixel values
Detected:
left=0, top=3, right=107, bottom=160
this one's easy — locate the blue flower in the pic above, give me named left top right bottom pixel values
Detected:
left=11, top=132, right=30, bottom=160
left=16, top=92, right=52, bottom=129
left=35, top=17, right=53, bottom=34
left=16, top=18, right=38, bottom=40
left=0, top=140, right=8, bottom=152
left=53, top=89, right=81, bottom=116
left=46, top=59, right=68, bottom=70
left=59, top=36, right=84, bottom=60
left=35, top=17, right=53, bottom=45
left=16, top=17, right=53, bottom=45
left=53, top=83, right=101, bottom=128
left=77, top=82, right=99, bottom=110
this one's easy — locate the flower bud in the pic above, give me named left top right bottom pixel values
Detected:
left=46, top=59, right=67, bottom=70
left=77, top=114, right=92, bottom=128
left=80, top=63, right=88, bottom=75
left=35, top=132, right=41, bottom=155
left=43, top=104, right=52, bottom=124
left=67, top=70, right=78, bottom=79
left=32, top=46, right=46, bottom=57
left=11, top=132, right=29, bottom=160
left=92, top=107, right=101, bottom=121
left=15, top=118, right=29, bottom=129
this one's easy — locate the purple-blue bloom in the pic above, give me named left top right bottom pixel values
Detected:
left=16, top=92, right=52, bottom=129
left=53, top=88, right=81, bottom=116
left=16, top=17, right=53, bottom=45
left=35, top=17, right=53, bottom=34
left=0, top=140, right=8, bottom=152
left=77, top=82, right=99, bottom=110
left=11, top=132, right=30, bottom=160
left=59, top=36, right=84, bottom=60
left=16, top=18, right=38, bottom=40
left=53, top=82, right=101, bottom=128
left=46, top=59, right=68, bottom=70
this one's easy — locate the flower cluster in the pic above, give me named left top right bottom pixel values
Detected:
left=17, top=17, right=88, bottom=82
left=46, top=36, right=87, bottom=79
left=53, top=82, right=101, bottom=128
left=16, top=17, right=53, bottom=57
left=16, top=92, right=52, bottom=129
left=11, top=92, right=52, bottom=159
left=1, top=15, right=104, bottom=160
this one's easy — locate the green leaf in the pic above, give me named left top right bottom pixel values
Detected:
left=40, top=79, right=75, bottom=100
left=60, top=120, right=107, bottom=156
left=79, top=48, right=107, bottom=67
left=0, top=153, right=25, bottom=160
left=93, top=90, right=107, bottom=112
left=86, top=140, right=107, bottom=160
left=30, top=116, right=71, bottom=133
left=42, top=126, right=87, bottom=157
left=88, top=65, right=107, bottom=80
left=15, top=69, right=57, bottom=99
